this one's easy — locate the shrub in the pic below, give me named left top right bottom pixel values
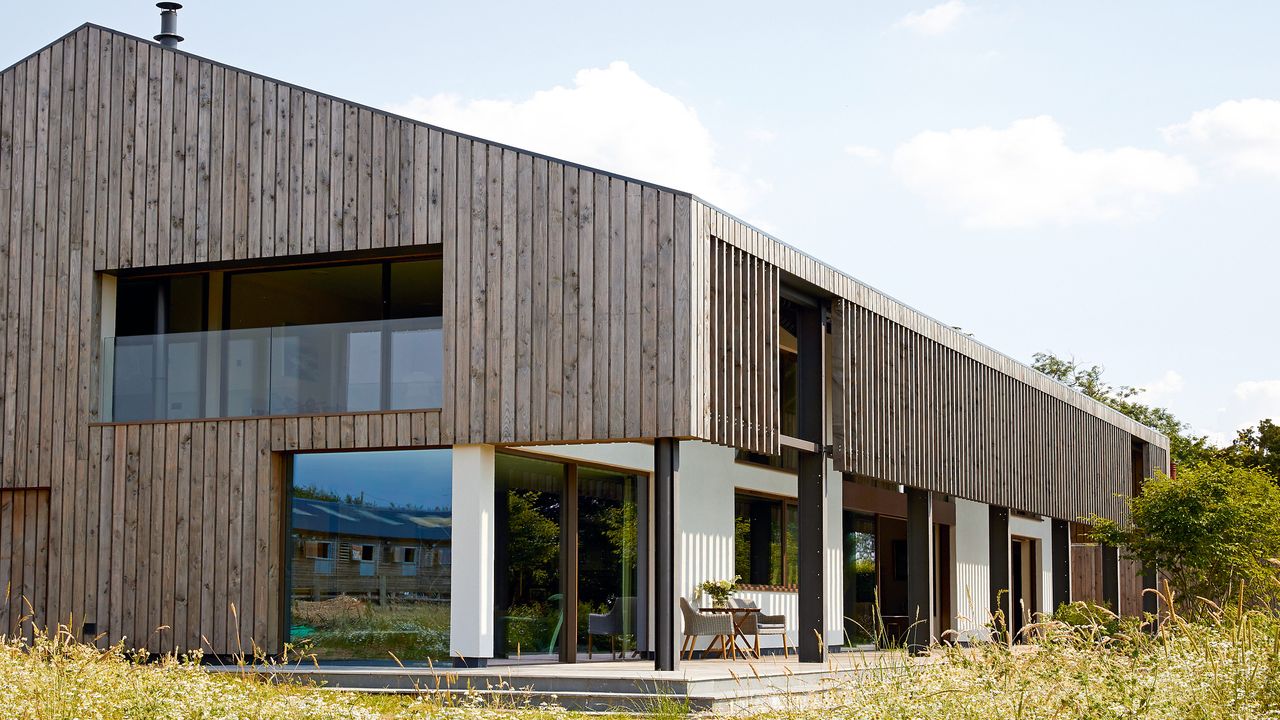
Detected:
left=1087, top=461, right=1280, bottom=611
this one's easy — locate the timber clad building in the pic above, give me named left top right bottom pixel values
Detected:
left=0, top=23, right=1168, bottom=669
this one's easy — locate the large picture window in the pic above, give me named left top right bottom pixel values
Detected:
left=288, top=449, right=452, bottom=662
left=734, top=492, right=799, bottom=588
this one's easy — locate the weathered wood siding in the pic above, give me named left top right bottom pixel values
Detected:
left=4, top=404, right=441, bottom=654
left=697, top=235, right=779, bottom=455
left=830, top=298, right=1136, bottom=521
left=698, top=200, right=1168, bottom=522
left=440, top=149, right=693, bottom=446
left=0, top=23, right=696, bottom=653
left=77, top=34, right=442, bottom=270
left=56, top=23, right=696, bottom=449
left=0, top=488, right=49, bottom=640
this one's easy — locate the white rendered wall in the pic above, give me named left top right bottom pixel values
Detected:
left=953, top=498, right=991, bottom=642
left=450, top=444, right=496, bottom=659
left=1010, top=514, right=1054, bottom=620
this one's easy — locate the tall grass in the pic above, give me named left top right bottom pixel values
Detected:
left=2, top=588, right=1279, bottom=718
left=759, top=587, right=1280, bottom=719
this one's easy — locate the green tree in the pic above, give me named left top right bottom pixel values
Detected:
left=1223, top=419, right=1280, bottom=481
left=1087, top=461, right=1280, bottom=609
left=1031, top=352, right=1217, bottom=467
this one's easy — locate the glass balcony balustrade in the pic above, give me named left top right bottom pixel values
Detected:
left=102, top=317, right=442, bottom=422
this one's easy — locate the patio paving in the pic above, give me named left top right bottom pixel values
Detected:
left=220, top=649, right=947, bottom=712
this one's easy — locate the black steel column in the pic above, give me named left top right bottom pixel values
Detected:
left=492, top=482, right=511, bottom=658
left=1051, top=519, right=1070, bottom=612
left=560, top=465, right=579, bottom=663
left=796, top=449, right=826, bottom=662
left=989, top=505, right=1010, bottom=641
left=905, top=487, right=934, bottom=655
left=653, top=438, right=679, bottom=671
left=1101, top=543, right=1120, bottom=611
left=795, top=299, right=827, bottom=663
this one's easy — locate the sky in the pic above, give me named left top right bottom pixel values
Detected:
left=3, top=1, right=1277, bottom=445
left=294, top=450, right=452, bottom=510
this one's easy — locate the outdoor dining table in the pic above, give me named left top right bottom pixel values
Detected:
left=699, top=605, right=761, bottom=660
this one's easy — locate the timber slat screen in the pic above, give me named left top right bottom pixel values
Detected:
left=831, top=299, right=1138, bottom=521
left=696, top=197, right=1168, bottom=523
left=697, top=235, right=780, bottom=456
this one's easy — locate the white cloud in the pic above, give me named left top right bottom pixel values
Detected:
left=746, top=128, right=777, bottom=143
left=1138, top=370, right=1185, bottom=404
left=1197, top=428, right=1235, bottom=449
left=1163, top=98, right=1280, bottom=180
left=843, top=144, right=882, bottom=162
left=895, top=1, right=969, bottom=36
left=1201, top=380, right=1280, bottom=445
left=891, top=116, right=1198, bottom=228
left=1235, top=380, right=1280, bottom=411
left=388, top=61, right=755, bottom=212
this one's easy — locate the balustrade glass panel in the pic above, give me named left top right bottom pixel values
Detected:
left=104, top=318, right=442, bottom=422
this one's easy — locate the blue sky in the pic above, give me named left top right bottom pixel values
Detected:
left=4, top=1, right=1276, bottom=443
left=294, top=450, right=452, bottom=510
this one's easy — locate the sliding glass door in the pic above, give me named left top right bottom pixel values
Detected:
left=494, top=452, right=647, bottom=663
left=577, top=467, right=645, bottom=659
left=493, top=454, right=565, bottom=660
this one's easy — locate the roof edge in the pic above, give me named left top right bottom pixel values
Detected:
left=0, top=21, right=96, bottom=77
left=692, top=195, right=1172, bottom=449
left=8, top=22, right=696, bottom=201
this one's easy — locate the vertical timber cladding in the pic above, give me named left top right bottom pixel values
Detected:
left=441, top=140, right=695, bottom=446
left=0, top=488, right=50, bottom=640
left=831, top=300, right=1136, bottom=522
left=695, top=233, right=780, bottom=456
left=0, top=24, right=700, bottom=653
left=695, top=181, right=1169, bottom=524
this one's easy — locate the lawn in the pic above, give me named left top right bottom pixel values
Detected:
left=2, top=600, right=1278, bottom=719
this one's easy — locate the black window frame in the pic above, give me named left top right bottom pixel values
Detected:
left=733, top=490, right=800, bottom=590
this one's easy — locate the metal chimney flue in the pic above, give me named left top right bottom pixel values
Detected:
left=154, top=2, right=184, bottom=47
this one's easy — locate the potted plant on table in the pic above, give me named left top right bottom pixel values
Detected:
left=697, top=576, right=741, bottom=608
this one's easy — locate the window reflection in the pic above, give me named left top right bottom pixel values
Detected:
left=289, top=449, right=452, bottom=662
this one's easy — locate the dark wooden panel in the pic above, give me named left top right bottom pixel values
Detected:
left=694, top=185, right=1161, bottom=522
left=1071, top=542, right=1104, bottom=606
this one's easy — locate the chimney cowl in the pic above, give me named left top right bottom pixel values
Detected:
left=155, top=2, right=184, bottom=48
